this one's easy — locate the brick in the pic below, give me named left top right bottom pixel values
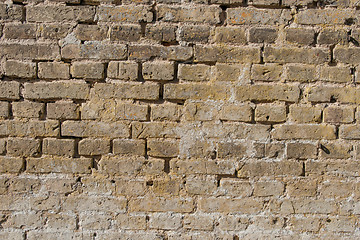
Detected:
left=147, top=139, right=179, bottom=158
left=323, top=217, right=356, bottom=232
left=251, top=0, right=279, bottom=5
left=79, top=213, right=111, bottom=230
left=113, top=139, right=145, bottom=156
left=27, top=157, right=92, bottom=173
left=285, top=28, right=315, bottom=45
left=39, top=24, right=72, bottom=39
left=287, top=178, right=317, bottom=197
left=286, top=65, right=316, bottom=82
left=38, top=62, right=70, bottom=79
left=62, top=121, right=129, bottom=138
left=272, top=124, right=336, bottom=140
left=4, top=60, right=36, bottom=78
left=114, top=214, right=146, bottom=230
left=255, top=104, right=286, bottom=123
left=178, top=64, right=211, bottom=81
left=296, top=9, right=355, bottom=25
left=43, top=138, right=75, bottom=157
left=254, top=142, right=285, bottom=159
left=228, top=8, right=284, bottom=25
left=217, top=141, right=248, bottom=158
left=145, top=24, right=176, bottom=42
left=180, top=139, right=215, bottom=159
left=99, top=156, right=164, bottom=176
left=214, top=63, right=250, bottom=83
left=24, top=82, right=89, bottom=100
left=251, top=64, right=282, bottom=82
left=151, top=104, right=181, bottom=121
left=27, top=232, right=84, bottom=240
left=129, top=196, right=194, bottom=212
left=199, top=198, right=263, bottom=213
left=171, top=159, right=236, bottom=175
left=107, top=61, right=138, bottom=80
left=306, top=86, right=358, bottom=104
left=0, top=81, right=20, bottom=100
left=2, top=213, right=43, bottom=230
left=237, top=160, right=303, bottom=177
left=116, top=179, right=146, bottom=196
left=184, top=102, right=217, bottom=121
left=320, top=66, right=352, bottom=83
left=157, top=5, right=221, bottom=24
left=116, top=103, right=148, bottom=121
left=319, top=181, right=353, bottom=198
left=236, top=84, right=300, bottom=102
left=81, top=178, right=115, bottom=195
left=219, top=104, right=252, bottom=122
left=142, top=61, right=174, bottom=81
left=218, top=216, right=249, bottom=231
left=324, top=106, right=354, bottom=123
left=164, top=83, right=229, bottom=100
left=214, top=27, right=247, bottom=44
left=63, top=195, right=126, bottom=212
left=71, top=61, right=104, bottom=79
left=132, top=122, right=179, bottom=138
left=334, top=47, right=360, bottom=64
left=184, top=215, right=214, bottom=231
left=318, top=28, right=347, bottom=45
left=62, top=43, right=127, bottom=60
left=0, top=156, right=24, bottom=173
left=129, top=45, right=193, bottom=61
left=74, top=25, right=107, bottom=41
left=292, top=199, right=337, bottom=214
left=26, top=5, right=95, bottom=22
left=97, top=6, right=153, bottom=22
left=80, top=99, right=116, bottom=120
left=110, top=24, right=141, bottom=41
left=93, top=83, right=159, bottom=100
left=319, top=141, right=353, bottom=159
left=264, top=47, right=330, bottom=64
left=79, top=139, right=110, bottom=155
left=0, top=103, right=10, bottom=118
left=12, top=101, right=44, bottom=119
left=0, top=43, right=59, bottom=60
left=195, top=45, right=260, bottom=63
left=45, top=213, right=76, bottom=230
left=179, top=25, right=210, bottom=43
left=249, top=27, right=278, bottom=43
left=185, top=175, right=217, bottom=195
left=149, top=213, right=182, bottom=230
left=0, top=4, right=23, bottom=21
left=3, top=23, right=36, bottom=39
left=287, top=143, right=317, bottom=159
left=219, top=178, right=252, bottom=197
left=47, top=102, right=79, bottom=120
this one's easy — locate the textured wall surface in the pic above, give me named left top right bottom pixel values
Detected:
left=1, top=0, right=360, bottom=239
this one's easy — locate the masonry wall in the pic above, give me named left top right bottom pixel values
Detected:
left=0, top=0, right=360, bottom=239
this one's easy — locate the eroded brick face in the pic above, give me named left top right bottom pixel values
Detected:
left=0, top=0, right=359, bottom=239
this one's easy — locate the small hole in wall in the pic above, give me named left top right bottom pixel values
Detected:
left=345, top=18, right=355, bottom=26
left=146, top=180, right=153, bottom=186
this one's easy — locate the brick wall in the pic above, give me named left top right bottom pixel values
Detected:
left=0, top=0, right=359, bottom=239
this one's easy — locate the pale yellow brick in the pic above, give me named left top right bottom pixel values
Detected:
left=71, top=61, right=104, bottom=79
left=320, top=66, right=352, bottom=83
left=184, top=214, right=214, bottom=230
left=38, top=62, right=70, bottom=79
left=178, top=64, right=211, bottom=81
left=287, top=142, right=317, bottom=159
left=219, top=104, right=252, bottom=122
left=151, top=104, right=181, bottom=121
left=113, top=139, right=145, bottom=156
left=116, top=103, right=148, bottom=121
left=27, top=156, right=92, bottom=174
left=114, top=214, right=146, bottom=230
left=185, top=175, right=217, bottom=195
left=253, top=181, right=285, bottom=197
left=199, top=198, right=263, bottom=213
left=251, top=63, right=282, bottom=81
left=4, top=60, right=36, bottom=78
left=255, top=104, right=286, bottom=123
left=79, top=213, right=111, bottom=230
left=214, top=63, right=250, bottom=83
left=129, top=196, right=194, bottom=212
left=149, top=213, right=182, bottom=230
left=142, top=61, right=174, bottom=81
left=107, top=61, right=138, bottom=80
left=147, top=139, right=179, bottom=158
left=324, top=105, right=354, bottom=123
left=7, top=138, right=40, bottom=157
left=47, top=102, right=79, bottom=120
left=219, top=178, right=252, bottom=197
left=79, top=139, right=110, bottom=155
left=272, top=124, right=336, bottom=140
left=12, top=101, right=44, bottom=119
left=289, top=105, right=322, bottom=123
left=286, top=64, right=316, bottom=82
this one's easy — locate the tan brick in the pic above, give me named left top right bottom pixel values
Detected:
left=214, top=27, right=246, bottom=44
left=0, top=156, right=24, bottom=173
left=272, top=124, right=336, bottom=140
left=2, top=212, right=43, bottom=230
left=219, top=104, right=252, bottom=122
left=287, top=142, right=317, bottom=159
left=184, top=214, right=214, bottom=231
left=253, top=181, right=285, bottom=197
left=12, top=101, right=44, bottom=119
left=249, top=27, right=278, bottom=43
left=145, top=24, right=177, bottom=43
left=45, top=213, right=76, bottom=230
left=27, top=5, right=95, bottom=22
left=4, top=60, right=36, bottom=78
left=74, top=25, right=107, bottom=41
left=227, top=8, right=283, bottom=25
left=129, top=196, right=194, bottom=212
left=286, top=65, right=316, bottom=82
left=149, top=213, right=182, bottom=230
left=219, top=178, right=252, bottom=197
left=151, top=104, right=181, bottom=121
left=0, top=43, right=59, bottom=60
left=116, top=103, right=148, bottom=121
left=24, top=82, right=89, bottom=100
left=107, top=61, right=138, bottom=80
left=114, top=214, right=146, bottom=230
left=43, top=138, right=75, bottom=157
left=199, top=198, right=263, bottom=213
left=185, top=175, right=217, bottom=195
left=287, top=178, right=317, bottom=197
left=81, top=177, right=115, bottom=195
left=129, top=45, right=193, bottom=61
left=306, top=86, right=359, bottom=104
left=236, top=84, right=300, bottom=102
left=0, top=4, right=23, bottom=21
left=334, top=46, right=360, bottom=64
left=340, top=125, right=360, bottom=139
left=323, top=217, right=356, bottom=232
left=318, top=28, right=347, bottom=45
left=218, top=216, right=249, bottom=231
left=27, top=232, right=84, bottom=240
left=289, top=217, right=321, bottom=232
left=293, top=199, right=337, bottom=214
left=319, top=141, right=353, bottom=159
left=142, top=61, right=174, bottom=81
left=97, top=5, right=153, bottom=22
left=217, top=141, right=248, bottom=158
left=255, top=104, right=286, bottom=123
left=184, top=102, right=217, bottom=121
left=251, top=64, right=282, bottom=81
left=62, top=121, right=129, bottom=138
left=47, top=102, right=79, bottom=120
left=164, top=83, right=229, bottom=100
left=324, top=106, right=354, bottom=123
left=289, top=105, right=322, bottom=123
left=79, top=139, right=110, bottom=155
left=63, top=195, right=126, bottom=212
left=179, top=25, right=210, bottom=43
left=71, top=61, right=105, bottom=79
left=92, top=83, right=159, bottom=100
left=80, top=99, right=116, bottom=120
left=157, top=5, right=220, bottom=24
left=38, top=23, right=72, bottom=39
left=171, top=159, right=236, bottom=175
left=195, top=45, right=260, bottom=63
left=132, top=122, right=179, bottom=139
left=152, top=177, right=181, bottom=196
left=285, top=28, right=315, bottom=45
left=296, top=9, right=355, bottom=25
left=110, top=24, right=141, bottom=41
left=320, top=66, right=352, bottom=83
left=0, top=81, right=20, bottom=100
left=113, top=139, right=145, bottom=156
left=27, top=157, right=92, bottom=174
left=178, top=64, right=211, bottom=81
left=264, top=47, right=330, bottom=64
left=238, top=160, right=303, bottom=177
left=7, top=138, right=40, bottom=157
left=3, top=23, right=36, bottom=39
left=79, top=213, right=111, bottom=230
left=116, top=179, right=146, bottom=196
left=0, top=195, right=29, bottom=211
left=62, top=43, right=127, bottom=60
left=214, top=63, right=250, bottom=83
left=319, top=181, right=353, bottom=199
left=147, top=139, right=179, bottom=158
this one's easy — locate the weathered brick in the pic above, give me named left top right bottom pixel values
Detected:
left=318, top=28, right=347, bottom=45
left=341, top=125, right=360, bottom=140
left=113, top=139, right=145, bottom=156
left=129, top=45, right=193, bottom=61
left=79, top=139, right=110, bottom=155
left=43, top=138, right=75, bottom=157
left=195, top=45, right=261, bottom=63
left=3, top=23, right=36, bottom=39
left=319, top=141, right=353, bottom=159
left=178, top=64, right=211, bottom=81
left=149, top=213, right=182, bottom=230
left=24, top=82, right=89, bottom=100
left=116, top=103, right=148, bottom=121
left=264, top=47, right=330, bottom=64
left=62, top=43, right=127, bottom=60
left=251, top=0, right=279, bottom=5
left=157, top=5, right=220, bottom=24
left=227, top=8, right=283, bottom=25
left=254, top=181, right=285, bottom=197
left=116, top=179, right=146, bottom=196
left=97, top=6, right=153, bottom=22
left=238, top=160, right=303, bottom=177
left=320, top=66, right=352, bottom=83
left=218, top=216, right=249, bottom=231
left=110, top=25, right=141, bottom=41
left=0, top=82, right=20, bottom=100
left=145, top=24, right=177, bottom=42
left=151, top=104, right=182, bottom=121
left=5, top=120, right=59, bottom=137
left=0, top=156, right=24, bottom=173
left=236, top=84, right=300, bottom=102
left=219, top=104, right=252, bottom=122
left=199, top=198, right=263, bottom=213
left=219, top=178, right=252, bottom=197
left=272, top=124, right=336, bottom=140
left=185, top=175, right=217, bottom=195
left=296, top=9, right=355, bottom=25
left=0, top=4, right=23, bottom=21
left=4, top=60, right=36, bottom=78
left=164, top=83, right=229, bottom=100
left=132, top=122, right=179, bottom=139
left=171, top=159, right=237, bottom=175
left=286, top=65, right=316, bottom=82
left=45, top=213, right=77, bottom=230
left=38, top=62, right=70, bottom=79
left=129, top=196, right=194, bottom=212
left=184, top=214, right=214, bottom=231
left=107, top=61, right=138, bottom=80
left=12, top=101, right=44, bottom=119
left=334, top=46, right=360, bottom=64
left=287, top=142, right=318, bottom=159
left=289, top=217, right=321, bottom=232
left=71, top=61, right=104, bottom=79
left=92, top=83, right=159, bottom=100
left=217, top=141, right=248, bottom=158
left=147, top=139, right=179, bottom=158
left=178, top=25, right=210, bottom=43
left=249, top=27, right=278, bottom=43
left=306, top=86, right=359, bottom=104
left=0, top=43, right=59, bottom=60
left=285, top=28, right=316, bottom=45
left=324, top=106, right=354, bottom=123
left=0, top=102, right=9, bottom=119
left=27, top=5, right=95, bottom=22
left=292, top=199, right=337, bottom=214
left=74, top=25, right=107, bottom=41
left=38, top=23, right=72, bottom=39
left=184, top=102, right=218, bottom=121
left=62, top=121, right=129, bottom=138
left=27, top=157, right=92, bottom=173
left=214, top=63, right=250, bottom=83
left=79, top=213, right=111, bottom=230
left=114, top=214, right=146, bottom=230
left=62, top=195, right=126, bottom=212
left=255, top=104, right=286, bottom=123
left=287, top=178, right=317, bottom=197
left=214, top=27, right=247, bottom=44
left=2, top=213, right=43, bottom=230
left=142, top=61, right=174, bottom=81
left=251, top=64, right=282, bottom=81
left=47, top=102, right=79, bottom=120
